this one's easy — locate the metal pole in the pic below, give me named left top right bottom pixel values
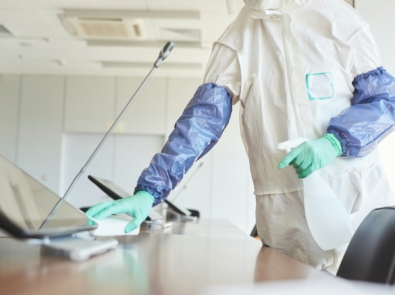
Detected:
left=40, top=68, right=156, bottom=229
left=39, top=41, right=175, bottom=229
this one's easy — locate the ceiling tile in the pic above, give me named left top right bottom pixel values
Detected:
left=33, top=0, right=147, bottom=10
left=146, top=0, right=230, bottom=13
left=0, top=0, right=36, bottom=9
left=0, top=0, right=241, bottom=76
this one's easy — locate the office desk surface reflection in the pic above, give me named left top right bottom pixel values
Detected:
left=0, top=220, right=325, bottom=295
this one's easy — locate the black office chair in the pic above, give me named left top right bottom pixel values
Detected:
left=337, top=207, right=395, bottom=284
left=250, top=225, right=258, bottom=237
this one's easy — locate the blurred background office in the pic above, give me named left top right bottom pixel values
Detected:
left=0, top=0, right=392, bottom=234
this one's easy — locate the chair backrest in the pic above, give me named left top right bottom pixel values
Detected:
left=337, top=207, right=395, bottom=284
left=250, top=225, right=258, bottom=237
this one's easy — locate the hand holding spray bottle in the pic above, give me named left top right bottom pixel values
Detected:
left=277, top=138, right=353, bottom=251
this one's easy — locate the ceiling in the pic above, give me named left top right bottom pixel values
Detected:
left=0, top=0, right=353, bottom=78
left=0, top=0, right=244, bottom=77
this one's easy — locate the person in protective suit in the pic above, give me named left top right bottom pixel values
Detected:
left=87, top=0, right=395, bottom=272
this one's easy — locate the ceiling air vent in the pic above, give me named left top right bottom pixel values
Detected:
left=79, top=18, right=129, bottom=38
left=0, top=25, right=12, bottom=37
left=159, top=28, right=201, bottom=42
left=61, top=16, right=146, bottom=40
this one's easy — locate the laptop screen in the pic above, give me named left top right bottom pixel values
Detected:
left=0, top=155, right=93, bottom=233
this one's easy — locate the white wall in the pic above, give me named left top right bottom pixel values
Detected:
left=0, top=74, right=255, bottom=233
left=0, top=76, right=19, bottom=163
left=356, top=0, right=395, bottom=192
left=65, top=77, right=116, bottom=134
left=60, top=133, right=164, bottom=209
left=17, top=76, right=64, bottom=193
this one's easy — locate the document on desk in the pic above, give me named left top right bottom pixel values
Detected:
left=203, top=278, right=394, bottom=295
left=91, top=216, right=140, bottom=236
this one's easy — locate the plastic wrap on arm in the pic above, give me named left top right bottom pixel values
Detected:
left=134, top=83, right=232, bottom=206
left=327, top=67, right=395, bottom=157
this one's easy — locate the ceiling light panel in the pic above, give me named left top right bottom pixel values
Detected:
left=87, top=40, right=203, bottom=49
left=145, top=0, right=232, bottom=14
left=159, top=28, right=201, bottom=42
left=102, top=61, right=202, bottom=69
left=63, top=9, right=200, bottom=20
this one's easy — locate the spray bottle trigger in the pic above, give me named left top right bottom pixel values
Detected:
left=277, top=138, right=310, bottom=154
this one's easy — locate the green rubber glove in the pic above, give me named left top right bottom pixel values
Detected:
left=278, top=134, right=342, bottom=178
left=86, top=191, right=155, bottom=233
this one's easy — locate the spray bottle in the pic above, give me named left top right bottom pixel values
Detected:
left=277, top=138, right=353, bottom=251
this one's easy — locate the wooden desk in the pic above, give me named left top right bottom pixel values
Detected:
left=139, top=219, right=250, bottom=239
left=0, top=220, right=326, bottom=295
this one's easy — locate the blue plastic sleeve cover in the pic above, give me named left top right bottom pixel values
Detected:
left=328, top=67, right=395, bottom=157
left=134, top=83, right=232, bottom=206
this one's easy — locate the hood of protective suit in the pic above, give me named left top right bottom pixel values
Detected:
left=243, top=0, right=308, bottom=11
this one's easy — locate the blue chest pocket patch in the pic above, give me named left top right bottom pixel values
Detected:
left=306, top=72, right=334, bottom=101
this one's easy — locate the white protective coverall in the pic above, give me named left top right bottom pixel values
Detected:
left=204, top=0, right=395, bottom=271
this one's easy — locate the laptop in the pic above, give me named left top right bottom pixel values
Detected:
left=0, top=155, right=97, bottom=239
